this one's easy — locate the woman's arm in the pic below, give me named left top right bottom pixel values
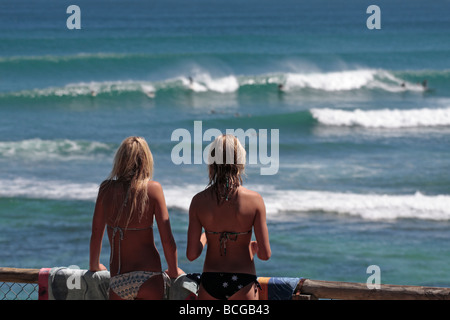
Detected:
left=89, top=187, right=107, bottom=272
left=186, top=195, right=207, bottom=261
left=252, top=193, right=271, bottom=261
left=151, top=181, right=183, bottom=278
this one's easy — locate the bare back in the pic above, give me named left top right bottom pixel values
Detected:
left=187, top=186, right=271, bottom=274
left=101, top=181, right=162, bottom=276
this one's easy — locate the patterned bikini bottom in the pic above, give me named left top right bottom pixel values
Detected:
left=109, top=271, right=166, bottom=300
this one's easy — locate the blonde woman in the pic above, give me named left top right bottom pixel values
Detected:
left=187, top=134, right=271, bottom=300
left=89, top=136, right=183, bottom=300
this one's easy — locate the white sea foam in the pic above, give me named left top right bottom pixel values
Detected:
left=0, top=139, right=113, bottom=161
left=181, top=73, right=239, bottom=93
left=164, top=185, right=450, bottom=221
left=311, top=107, right=450, bottom=128
left=3, top=68, right=427, bottom=98
left=1, top=179, right=448, bottom=221
left=261, top=189, right=450, bottom=221
left=155, top=185, right=450, bottom=221
left=283, top=69, right=424, bottom=92
left=0, top=178, right=99, bottom=201
left=8, top=74, right=240, bottom=98
left=285, top=69, right=376, bottom=91
left=6, top=80, right=145, bottom=98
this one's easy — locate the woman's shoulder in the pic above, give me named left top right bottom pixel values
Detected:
left=191, top=187, right=211, bottom=203
left=238, top=186, right=263, bottom=200
left=146, top=180, right=163, bottom=196
left=147, top=179, right=162, bottom=189
left=237, top=186, right=265, bottom=211
left=189, top=187, right=217, bottom=212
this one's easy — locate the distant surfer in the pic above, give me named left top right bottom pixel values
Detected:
left=277, top=84, right=286, bottom=100
left=145, top=91, right=155, bottom=98
left=421, top=79, right=428, bottom=90
left=140, top=84, right=156, bottom=98
left=90, top=90, right=97, bottom=97
left=187, top=76, right=195, bottom=90
left=142, top=87, right=155, bottom=98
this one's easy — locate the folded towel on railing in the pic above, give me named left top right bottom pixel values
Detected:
left=257, top=277, right=301, bottom=300
left=38, top=268, right=300, bottom=300
left=167, top=273, right=200, bottom=300
left=39, top=267, right=199, bottom=300
left=41, top=267, right=110, bottom=300
left=39, top=267, right=198, bottom=300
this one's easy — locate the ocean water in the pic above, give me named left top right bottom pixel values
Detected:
left=1, top=0, right=450, bottom=291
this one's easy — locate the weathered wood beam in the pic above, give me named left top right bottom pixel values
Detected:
left=0, top=267, right=40, bottom=283
left=300, top=279, right=450, bottom=300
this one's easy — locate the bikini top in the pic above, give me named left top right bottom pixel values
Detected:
left=205, top=230, right=252, bottom=256
left=107, top=224, right=153, bottom=275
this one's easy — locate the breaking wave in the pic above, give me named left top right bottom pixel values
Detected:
left=1, top=68, right=442, bottom=99
left=1, top=179, right=448, bottom=221
left=311, top=107, right=450, bottom=128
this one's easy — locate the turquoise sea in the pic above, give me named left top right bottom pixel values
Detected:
left=1, top=0, right=450, bottom=294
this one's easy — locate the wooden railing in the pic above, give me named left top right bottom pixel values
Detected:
left=1, top=267, right=449, bottom=300
left=295, top=278, right=450, bottom=300
left=0, top=268, right=40, bottom=300
left=0, top=268, right=40, bottom=284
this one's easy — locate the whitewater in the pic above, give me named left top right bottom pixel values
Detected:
left=2, top=68, right=444, bottom=98
left=311, top=107, right=450, bottom=128
left=1, top=178, right=449, bottom=222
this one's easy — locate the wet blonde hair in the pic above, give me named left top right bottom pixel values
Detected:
left=101, top=136, right=153, bottom=226
left=207, top=134, right=246, bottom=204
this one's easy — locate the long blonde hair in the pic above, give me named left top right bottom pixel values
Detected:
left=207, top=134, right=246, bottom=204
left=100, top=136, right=154, bottom=226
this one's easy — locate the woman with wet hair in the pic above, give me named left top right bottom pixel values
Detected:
left=187, top=134, right=271, bottom=300
left=89, top=136, right=183, bottom=300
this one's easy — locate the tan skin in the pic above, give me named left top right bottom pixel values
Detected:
left=187, top=185, right=271, bottom=300
left=90, top=180, right=183, bottom=300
